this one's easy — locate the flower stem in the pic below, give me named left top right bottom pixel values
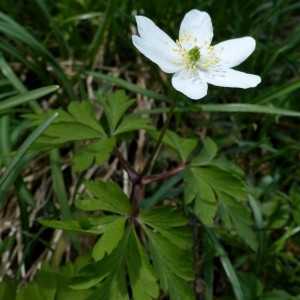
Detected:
left=138, top=94, right=178, bottom=180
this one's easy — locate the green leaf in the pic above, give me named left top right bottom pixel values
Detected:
left=35, top=262, right=57, bottom=300
left=237, top=272, right=264, bottom=300
left=72, top=137, right=116, bottom=172
left=86, top=268, right=129, bottom=300
left=184, top=168, right=218, bottom=226
left=98, top=90, right=135, bottom=134
left=191, top=137, right=217, bottom=166
left=185, top=146, right=247, bottom=227
left=70, top=226, right=130, bottom=297
left=114, top=113, right=153, bottom=135
left=145, top=228, right=194, bottom=298
left=150, top=130, right=197, bottom=162
left=190, top=165, right=247, bottom=200
left=219, top=194, right=258, bottom=251
left=167, top=272, right=196, bottom=300
left=0, top=277, right=17, bottom=300
left=14, top=255, right=92, bottom=299
left=164, top=131, right=198, bottom=162
left=145, top=227, right=194, bottom=287
left=16, top=283, right=42, bottom=300
left=92, top=217, right=126, bottom=261
left=39, top=215, right=120, bottom=235
left=139, top=206, right=192, bottom=249
left=126, top=227, right=159, bottom=300
left=140, top=206, right=188, bottom=228
left=68, top=101, right=106, bottom=135
left=33, top=101, right=106, bottom=147
left=75, top=180, right=132, bottom=215
left=78, top=215, right=121, bottom=233
left=39, top=219, right=82, bottom=232
left=40, top=123, right=101, bottom=144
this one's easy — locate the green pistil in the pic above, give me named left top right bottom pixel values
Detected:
left=188, top=46, right=200, bottom=63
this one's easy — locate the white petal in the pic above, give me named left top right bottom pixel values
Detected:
left=203, top=68, right=261, bottom=88
left=179, top=10, right=213, bottom=50
left=132, top=36, right=182, bottom=73
left=172, top=69, right=208, bottom=100
left=133, top=16, right=183, bottom=73
left=214, top=37, right=256, bottom=68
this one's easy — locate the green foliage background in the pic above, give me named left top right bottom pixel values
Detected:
left=0, top=0, right=300, bottom=299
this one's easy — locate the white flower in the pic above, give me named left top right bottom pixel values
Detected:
left=132, top=9, right=261, bottom=100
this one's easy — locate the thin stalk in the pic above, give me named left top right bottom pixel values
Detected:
left=130, top=93, right=179, bottom=218
left=138, top=94, right=178, bottom=180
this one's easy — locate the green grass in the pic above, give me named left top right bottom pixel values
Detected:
left=0, top=0, right=299, bottom=299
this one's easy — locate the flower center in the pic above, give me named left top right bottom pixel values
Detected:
left=173, top=31, right=222, bottom=74
left=188, top=47, right=201, bottom=64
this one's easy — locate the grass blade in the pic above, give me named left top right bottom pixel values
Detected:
left=205, top=226, right=245, bottom=300
left=0, top=85, right=59, bottom=112
left=86, top=71, right=171, bottom=103
left=0, top=112, right=58, bottom=202
left=198, top=103, right=300, bottom=117
left=88, top=72, right=300, bottom=118
left=251, top=80, right=300, bottom=104
left=0, top=12, right=75, bottom=100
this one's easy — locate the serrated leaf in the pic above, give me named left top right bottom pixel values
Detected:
left=154, top=227, right=193, bottom=249
left=55, top=256, right=92, bottom=300
left=39, top=216, right=119, bottom=235
left=191, top=137, right=218, bottom=166
left=145, top=228, right=194, bottom=282
left=185, top=162, right=247, bottom=226
left=79, top=215, right=120, bottom=232
left=139, top=206, right=192, bottom=249
left=168, top=272, right=195, bottom=300
left=151, top=130, right=197, bottom=162
left=184, top=168, right=218, bottom=226
left=69, top=229, right=129, bottom=290
left=16, top=283, right=43, bottom=300
left=164, top=131, right=198, bottom=162
left=15, top=256, right=92, bottom=300
left=68, top=101, right=104, bottom=134
left=140, top=206, right=188, bottom=228
left=0, top=277, right=17, bottom=300
left=40, top=123, right=102, bottom=143
left=191, top=166, right=247, bottom=200
left=39, top=219, right=84, bottom=232
left=33, top=101, right=106, bottom=147
left=72, top=137, right=116, bottom=172
left=114, top=114, right=153, bottom=135
left=35, top=262, right=57, bottom=300
left=144, top=228, right=194, bottom=298
left=92, top=217, right=126, bottom=261
left=98, top=90, right=135, bottom=134
left=86, top=268, right=129, bottom=300
left=75, top=180, right=132, bottom=215
left=126, top=227, right=159, bottom=300
left=211, top=155, right=245, bottom=178
left=219, top=193, right=258, bottom=251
